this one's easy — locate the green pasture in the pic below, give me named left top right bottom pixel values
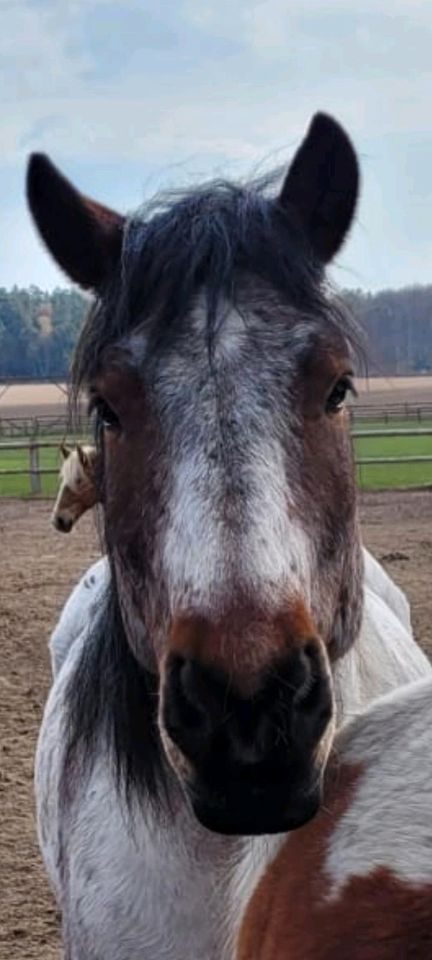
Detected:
left=353, top=418, right=432, bottom=489
left=0, top=421, right=431, bottom=495
left=0, top=435, right=88, bottom=497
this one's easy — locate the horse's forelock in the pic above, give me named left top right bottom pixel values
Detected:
left=71, top=176, right=364, bottom=401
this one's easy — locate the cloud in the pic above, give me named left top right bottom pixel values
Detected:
left=4, top=0, right=432, bottom=167
left=2, top=0, right=432, bottom=291
left=0, top=0, right=91, bottom=100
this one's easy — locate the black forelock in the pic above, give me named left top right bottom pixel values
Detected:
left=72, top=171, right=364, bottom=395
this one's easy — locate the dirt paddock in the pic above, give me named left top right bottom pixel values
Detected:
left=1, top=492, right=431, bottom=959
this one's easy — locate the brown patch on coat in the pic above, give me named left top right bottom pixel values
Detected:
left=238, top=761, right=432, bottom=959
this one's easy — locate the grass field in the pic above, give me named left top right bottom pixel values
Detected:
left=354, top=419, right=432, bottom=489
left=1, top=420, right=431, bottom=495
left=0, top=442, right=63, bottom=497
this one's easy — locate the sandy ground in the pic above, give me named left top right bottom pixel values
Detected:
left=0, top=385, right=69, bottom=421
left=0, top=492, right=431, bottom=959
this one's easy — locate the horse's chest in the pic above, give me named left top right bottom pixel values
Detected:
left=61, top=778, right=236, bottom=960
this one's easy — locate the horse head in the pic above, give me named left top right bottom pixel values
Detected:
left=28, top=113, right=363, bottom=834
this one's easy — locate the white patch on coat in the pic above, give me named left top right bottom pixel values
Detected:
left=324, top=677, right=432, bottom=896
left=362, top=548, right=411, bottom=632
left=333, top=584, right=430, bottom=722
left=49, top=557, right=108, bottom=676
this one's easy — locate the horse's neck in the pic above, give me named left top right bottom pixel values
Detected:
left=334, top=585, right=430, bottom=722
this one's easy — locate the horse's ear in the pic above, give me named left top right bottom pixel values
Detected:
left=76, top=444, right=89, bottom=470
left=279, top=113, right=359, bottom=264
left=60, top=442, right=71, bottom=460
left=26, top=154, right=125, bottom=290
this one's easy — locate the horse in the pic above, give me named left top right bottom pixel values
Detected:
left=51, top=443, right=100, bottom=533
left=237, top=676, right=432, bottom=960
left=27, top=112, right=431, bottom=959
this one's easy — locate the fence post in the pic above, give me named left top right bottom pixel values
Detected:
left=29, top=440, right=41, bottom=495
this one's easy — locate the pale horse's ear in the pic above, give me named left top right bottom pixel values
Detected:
left=60, top=442, right=72, bottom=461
left=278, top=112, right=360, bottom=264
left=26, top=153, right=125, bottom=290
left=76, top=444, right=89, bottom=471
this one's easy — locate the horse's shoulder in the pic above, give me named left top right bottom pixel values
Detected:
left=49, top=557, right=109, bottom=676
left=238, top=680, right=432, bottom=960
left=362, top=547, right=411, bottom=631
left=325, top=679, right=432, bottom=892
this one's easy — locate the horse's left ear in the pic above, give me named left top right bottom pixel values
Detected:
left=26, top=154, right=125, bottom=290
left=76, top=444, right=89, bottom=470
left=279, top=113, right=360, bottom=264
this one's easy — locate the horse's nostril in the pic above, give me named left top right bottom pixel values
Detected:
left=164, top=645, right=332, bottom=773
left=177, top=660, right=207, bottom=728
left=178, top=659, right=198, bottom=706
left=294, top=642, right=324, bottom=711
left=165, top=657, right=210, bottom=745
left=53, top=515, right=72, bottom=533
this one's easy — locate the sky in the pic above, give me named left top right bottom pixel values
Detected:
left=2, top=0, right=432, bottom=293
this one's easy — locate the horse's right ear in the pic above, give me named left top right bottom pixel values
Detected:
left=26, top=154, right=125, bottom=290
left=60, top=442, right=71, bottom=460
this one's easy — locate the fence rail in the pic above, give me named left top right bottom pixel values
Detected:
left=1, top=427, right=432, bottom=495
left=1, top=398, right=432, bottom=439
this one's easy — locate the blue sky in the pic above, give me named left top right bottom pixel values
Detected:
left=3, top=0, right=432, bottom=292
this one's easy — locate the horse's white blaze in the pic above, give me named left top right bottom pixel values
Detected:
left=163, top=439, right=311, bottom=614
left=243, top=435, right=312, bottom=600
left=212, top=303, right=249, bottom=362
left=163, top=451, right=225, bottom=612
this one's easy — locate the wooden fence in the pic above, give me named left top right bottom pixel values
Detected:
left=349, top=401, right=432, bottom=423
left=1, top=429, right=432, bottom=495
left=0, top=439, right=61, bottom=494
left=1, top=399, right=432, bottom=440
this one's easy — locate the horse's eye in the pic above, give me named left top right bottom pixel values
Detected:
left=89, top=395, right=121, bottom=432
left=325, top=376, right=354, bottom=415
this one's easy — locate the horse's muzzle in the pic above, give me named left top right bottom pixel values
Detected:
left=51, top=514, right=73, bottom=533
left=187, top=771, right=322, bottom=835
left=161, top=644, right=333, bottom=835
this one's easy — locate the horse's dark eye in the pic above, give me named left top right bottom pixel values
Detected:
left=88, top=395, right=121, bottom=432
left=326, top=376, right=354, bottom=415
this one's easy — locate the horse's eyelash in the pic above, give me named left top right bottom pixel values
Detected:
left=342, top=374, right=357, bottom=398
left=87, top=393, right=104, bottom=417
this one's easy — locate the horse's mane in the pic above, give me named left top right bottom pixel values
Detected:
left=64, top=575, right=169, bottom=812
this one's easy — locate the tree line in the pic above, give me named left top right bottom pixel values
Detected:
left=0, top=284, right=431, bottom=379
